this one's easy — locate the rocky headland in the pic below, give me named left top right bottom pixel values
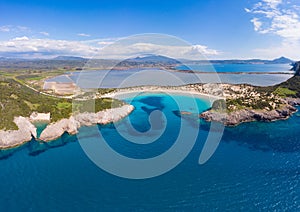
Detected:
left=40, top=105, right=134, bottom=141
left=200, top=104, right=297, bottom=126
left=0, top=105, right=134, bottom=149
left=105, top=81, right=300, bottom=127
left=0, top=117, right=37, bottom=149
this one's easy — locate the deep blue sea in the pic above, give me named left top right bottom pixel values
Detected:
left=0, top=93, right=299, bottom=211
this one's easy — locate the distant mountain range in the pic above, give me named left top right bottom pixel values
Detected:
left=116, top=54, right=181, bottom=67
left=0, top=55, right=295, bottom=70
left=269, top=56, right=293, bottom=64
left=53, top=56, right=88, bottom=61
left=120, top=55, right=294, bottom=65
left=203, top=56, right=294, bottom=65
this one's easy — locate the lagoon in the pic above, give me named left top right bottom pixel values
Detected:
left=45, top=64, right=294, bottom=88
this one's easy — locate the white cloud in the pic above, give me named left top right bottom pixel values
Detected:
left=253, top=39, right=300, bottom=59
left=12, top=36, right=29, bottom=41
left=97, top=41, right=115, bottom=45
left=0, top=25, right=10, bottom=32
left=0, top=37, right=99, bottom=58
left=98, top=42, right=221, bottom=60
left=245, top=8, right=251, bottom=13
left=247, top=0, right=300, bottom=59
left=40, top=31, right=49, bottom=36
left=251, top=18, right=263, bottom=31
left=16, top=26, right=30, bottom=32
left=190, top=45, right=221, bottom=56
left=77, top=33, right=90, bottom=37
left=247, top=0, right=300, bottom=40
left=0, top=25, right=31, bottom=33
left=0, top=36, right=221, bottom=59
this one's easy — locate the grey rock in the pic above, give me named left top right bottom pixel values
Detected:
left=200, top=104, right=297, bottom=126
left=39, top=105, right=135, bottom=142
left=0, top=117, right=37, bottom=149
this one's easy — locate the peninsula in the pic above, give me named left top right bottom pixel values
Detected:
left=0, top=77, right=134, bottom=149
left=102, top=61, right=300, bottom=126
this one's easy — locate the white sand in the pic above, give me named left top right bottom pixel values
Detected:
left=102, top=88, right=223, bottom=104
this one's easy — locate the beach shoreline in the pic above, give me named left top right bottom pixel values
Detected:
left=101, top=85, right=300, bottom=126
left=101, top=87, right=224, bottom=102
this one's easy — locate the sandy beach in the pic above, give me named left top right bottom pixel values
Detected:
left=101, top=87, right=224, bottom=104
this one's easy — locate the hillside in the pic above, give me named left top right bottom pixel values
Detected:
left=0, top=78, right=123, bottom=130
left=292, top=61, right=300, bottom=76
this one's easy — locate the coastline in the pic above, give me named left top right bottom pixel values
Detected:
left=1, top=80, right=300, bottom=149
left=102, top=86, right=300, bottom=127
left=101, top=87, right=224, bottom=102
left=200, top=104, right=298, bottom=126
left=0, top=105, right=134, bottom=150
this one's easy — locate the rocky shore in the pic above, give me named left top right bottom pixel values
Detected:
left=104, top=85, right=300, bottom=126
left=200, top=103, right=298, bottom=126
left=0, top=117, right=37, bottom=149
left=0, top=105, right=134, bottom=149
left=40, top=105, right=134, bottom=141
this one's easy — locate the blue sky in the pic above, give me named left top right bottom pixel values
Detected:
left=0, top=0, right=299, bottom=59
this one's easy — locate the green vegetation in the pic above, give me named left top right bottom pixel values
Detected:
left=255, top=75, right=300, bottom=98
left=211, top=99, right=226, bottom=112
left=73, top=98, right=124, bottom=113
left=218, top=97, right=279, bottom=112
left=57, top=102, right=72, bottom=110
left=97, top=88, right=116, bottom=95
left=0, top=78, right=124, bottom=130
left=277, top=75, right=300, bottom=98
left=16, top=74, right=45, bottom=81
left=75, top=88, right=116, bottom=99
left=251, top=100, right=272, bottom=110
left=273, top=87, right=297, bottom=97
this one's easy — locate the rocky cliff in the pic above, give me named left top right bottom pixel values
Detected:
left=200, top=104, right=297, bottom=126
left=39, top=105, right=135, bottom=142
left=0, top=104, right=134, bottom=149
left=0, top=117, right=37, bottom=148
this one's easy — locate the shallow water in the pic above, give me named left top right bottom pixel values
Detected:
left=0, top=94, right=299, bottom=211
left=46, top=64, right=293, bottom=88
left=176, top=63, right=293, bottom=73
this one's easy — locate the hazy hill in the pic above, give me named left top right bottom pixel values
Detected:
left=53, top=56, right=87, bottom=61
left=0, top=55, right=295, bottom=70
left=268, top=57, right=294, bottom=64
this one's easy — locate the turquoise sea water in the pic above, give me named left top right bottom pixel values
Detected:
left=0, top=94, right=299, bottom=211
